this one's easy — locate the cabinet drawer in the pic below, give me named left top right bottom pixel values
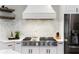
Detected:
left=57, top=43, right=64, bottom=54
left=39, top=47, right=50, bottom=54
left=21, top=46, right=39, bottom=54
left=5, top=42, right=15, bottom=50
left=21, top=47, right=28, bottom=54
left=40, top=49, right=52, bottom=54
left=64, top=5, right=79, bottom=14
left=40, top=47, right=57, bottom=54
left=50, top=47, right=57, bottom=54
left=31, top=49, right=39, bottom=54
left=15, top=42, right=22, bottom=53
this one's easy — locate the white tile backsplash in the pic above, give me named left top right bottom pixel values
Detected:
left=19, top=20, right=58, bottom=38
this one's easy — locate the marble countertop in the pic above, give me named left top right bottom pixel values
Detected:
left=0, top=39, right=23, bottom=42
left=0, top=37, right=64, bottom=43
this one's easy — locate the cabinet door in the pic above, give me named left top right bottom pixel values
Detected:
left=0, top=42, right=7, bottom=50
left=14, top=42, right=22, bottom=53
left=21, top=46, right=39, bottom=54
left=64, top=5, right=79, bottom=14
left=39, top=47, right=47, bottom=54
left=25, top=47, right=39, bottom=54
left=75, top=6, right=79, bottom=13
left=57, top=43, right=64, bottom=54
left=40, top=46, right=57, bottom=54
left=5, top=42, right=15, bottom=50
left=64, top=5, right=75, bottom=14
left=31, top=47, right=39, bottom=54
left=21, top=46, right=29, bottom=54
left=39, top=47, right=50, bottom=54
left=50, top=46, right=57, bottom=54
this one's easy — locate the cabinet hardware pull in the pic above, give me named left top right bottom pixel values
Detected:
left=28, top=49, right=30, bottom=53
left=46, top=49, right=48, bottom=54
left=49, top=50, right=50, bottom=54
left=76, top=8, right=78, bottom=12
left=28, top=49, right=32, bottom=54
left=46, top=49, right=50, bottom=54
left=16, top=43, right=20, bottom=44
left=30, top=49, right=32, bottom=53
left=8, top=45, right=12, bottom=46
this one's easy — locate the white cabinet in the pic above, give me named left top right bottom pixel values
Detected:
left=50, top=47, right=57, bottom=54
left=39, top=47, right=48, bottom=54
left=39, top=46, right=57, bottom=54
left=14, top=42, right=22, bottom=53
left=5, top=42, right=15, bottom=50
left=22, top=46, right=39, bottom=54
left=64, top=5, right=79, bottom=14
left=57, top=43, right=64, bottom=54
left=0, top=42, right=7, bottom=50
left=31, top=47, right=39, bottom=54
left=22, top=46, right=57, bottom=54
left=21, top=46, right=28, bottom=54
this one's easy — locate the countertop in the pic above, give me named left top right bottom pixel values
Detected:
left=0, top=38, right=64, bottom=44
left=0, top=38, right=23, bottom=42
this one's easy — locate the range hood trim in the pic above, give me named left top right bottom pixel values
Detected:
left=23, top=13, right=56, bottom=20
left=22, top=5, right=56, bottom=19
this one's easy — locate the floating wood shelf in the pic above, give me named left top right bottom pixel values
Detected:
left=0, top=16, right=15, bottom=19
left=8, top=38, right=19, bottom=40
left=0, top=8, right=15, bottom=13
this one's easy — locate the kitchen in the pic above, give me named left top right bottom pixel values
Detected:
left=0, top=5, right=64, bottom=54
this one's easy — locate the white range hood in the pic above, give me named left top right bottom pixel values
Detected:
left=22, top=5, right=56, bottom=20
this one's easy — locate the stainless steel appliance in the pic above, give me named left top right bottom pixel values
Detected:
left=64, top=14, right=79, bottom=54
left=22, top=37, right=57, bottom=46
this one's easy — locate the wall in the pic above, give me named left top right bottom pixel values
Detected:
left=0, top=5, right=26, bottom=40
left=0, top=5, right=63, bottom=41
left=18, top=19, right=58, bottom=38
left=58, top=6, right=64, bottom=41
left=53, top=5, right=64, bottom=41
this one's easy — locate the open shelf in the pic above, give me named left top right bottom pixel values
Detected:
left=0, top=8, right=15, bottom=13
left=0, top=7, right=15, bottom=19
left=8, top=38, right=19, bottom=40
left=0, top=16, right=15, bottom=19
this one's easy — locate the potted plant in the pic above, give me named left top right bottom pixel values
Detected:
left=15, top=31, right=20, bottom=39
